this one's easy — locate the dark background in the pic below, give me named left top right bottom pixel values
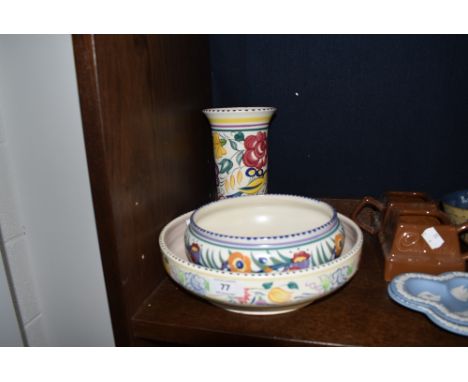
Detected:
left=209, top=35, right=468, bottom=199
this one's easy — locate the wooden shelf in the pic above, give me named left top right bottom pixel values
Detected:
left=132, top=199, right=468, bottom=346
left=73, top=37, right=468, bottom=345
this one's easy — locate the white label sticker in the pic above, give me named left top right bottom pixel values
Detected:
left=421, top=227, right=445, bottom=249
left=212, top=279, right=245, bottom=297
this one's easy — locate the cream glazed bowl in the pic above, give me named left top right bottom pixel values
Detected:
left=160, top=211, right=363, bottom=315
left=184, top=195, right=345, bottom=273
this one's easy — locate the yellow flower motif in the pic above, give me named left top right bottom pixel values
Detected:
left=212, top=132, right=227, bottom=160
left=230, top=174, right=235, bottom=189
left=268, top=287, right=292, bottom=303
left=236, top=170, right=243, bottom=184
left=239, top=174, right=266, bottom=195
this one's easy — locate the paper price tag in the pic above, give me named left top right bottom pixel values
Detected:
left=212, top=279, right=244, bottom=297
left=421, top=227, right=445, bottom=249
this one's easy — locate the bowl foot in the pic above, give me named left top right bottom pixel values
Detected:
left=211, top=301, right=313, bottom=315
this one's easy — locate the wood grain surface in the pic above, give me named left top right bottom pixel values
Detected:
left=73, top=35, right=214, bottom=345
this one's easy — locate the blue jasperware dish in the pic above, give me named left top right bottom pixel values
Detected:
left=388, top=272, right=468, bottom=336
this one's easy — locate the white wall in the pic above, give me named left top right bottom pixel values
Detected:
left=0, top=35, right=114, bottom=346
left=0, top=246, right=24, bottom=346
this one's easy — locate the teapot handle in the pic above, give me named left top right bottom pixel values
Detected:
left=351, top=196, right=385, bottom=235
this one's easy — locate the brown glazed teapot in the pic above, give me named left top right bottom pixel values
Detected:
left=352, top=191, right=468, bottom=281
left=380, top=207, right=468, bottom=281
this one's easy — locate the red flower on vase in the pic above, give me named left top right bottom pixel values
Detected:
left=243, top=132, right=268, bottom=169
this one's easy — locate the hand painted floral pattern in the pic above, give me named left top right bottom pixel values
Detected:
left=186, top=223, right=344, bottom=273
left=185, top=272, right=209, bottom=295
left=163, top=208, right=362, bottom=313
left=236, top=288, right=251, bottom=304
left=243, top=132, right=268, bottom=169
left=166, top=252, right=358, bottom=309
left=335, top=233, right=344, bottom=257
left=210, top=129, right=268, bottom=198
left=212, top=132, right=227, bottom=160
left=228, top=252, right=252, bottom=273
left=267, top=287, right=292, bottom=303
left=305, top=265, right=354, bottom=294
left=288, top=251, right=311, bottom=270
left=330, top=266, right=351, bottom=288
left=189, top=243, right=201, bottom=264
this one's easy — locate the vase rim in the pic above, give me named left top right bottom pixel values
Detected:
left=203, top=106, right=276, bottom=113
left=189, top=194, right=339, bottom=243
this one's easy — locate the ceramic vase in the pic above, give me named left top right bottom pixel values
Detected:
left=203, top=107, right=276, bottom=199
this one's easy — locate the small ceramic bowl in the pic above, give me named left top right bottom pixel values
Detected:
left=184, top=195, right=345, bottom=273
left=161, top=211, right=363, bottom=315
left=442, top=190, right=468, bottom=244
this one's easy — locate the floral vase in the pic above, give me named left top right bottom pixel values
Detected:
left=203, top=107, right=276, bottom=199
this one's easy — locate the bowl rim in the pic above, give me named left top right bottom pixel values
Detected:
left=188, top=194, right=339, bottom=243
left=202, top=107, right=276, bottom=114
left=159, top=209, right=363, bottom=279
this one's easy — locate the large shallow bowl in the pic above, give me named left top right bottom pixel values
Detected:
left=184, top=195, right=345, bottom=273
left=160, top=211, right=363, bottom=315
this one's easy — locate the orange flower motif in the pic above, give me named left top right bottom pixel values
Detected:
left=335, top=233, right=344, bottom=257
left=228, top=252, right=252, bottom=273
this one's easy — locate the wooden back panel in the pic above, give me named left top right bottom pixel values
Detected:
left=73, top=35, right=214, bottom=345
